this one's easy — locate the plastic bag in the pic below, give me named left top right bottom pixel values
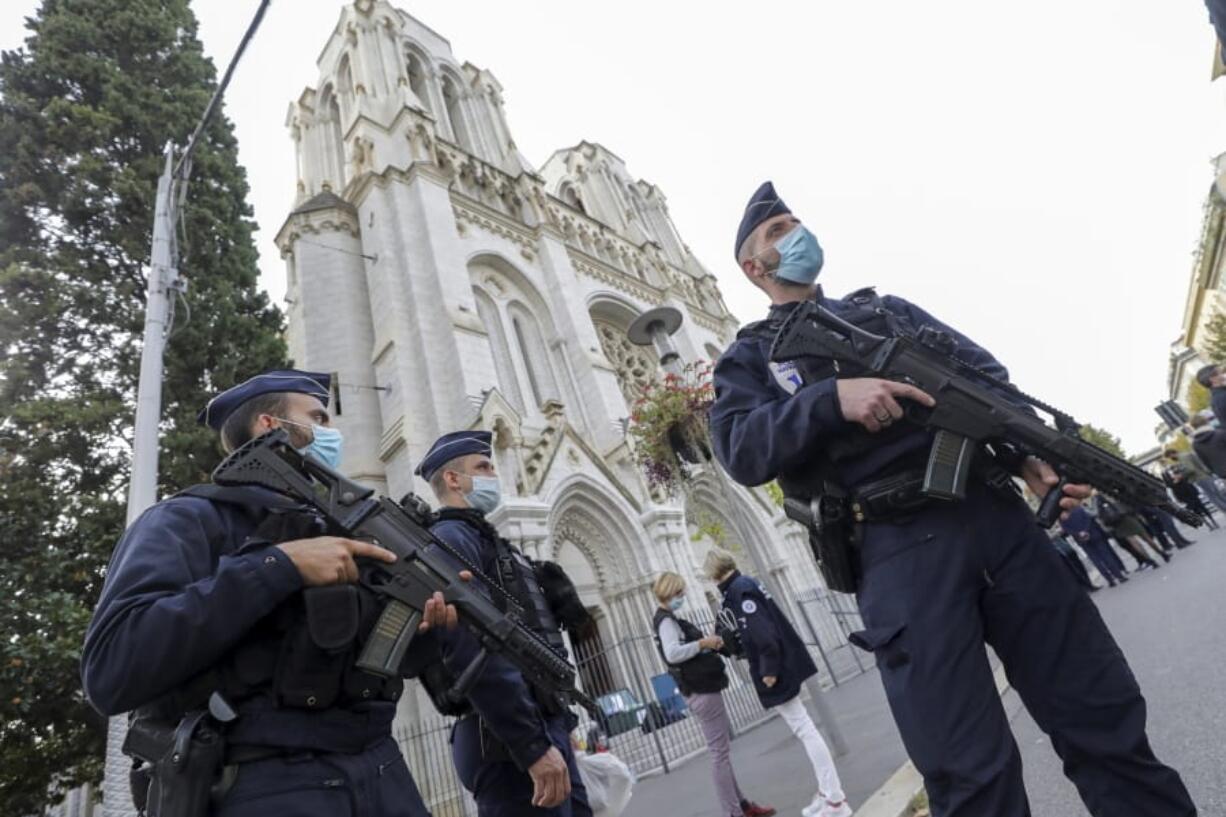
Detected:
left=576, top=751, right=635, bottom=817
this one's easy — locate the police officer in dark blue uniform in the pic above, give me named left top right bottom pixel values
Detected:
left=703, top=549, right=848, bottom=817
left=1059, top=505, right=1129, bottom=587
left=709, top=183, right=1196, bottom=817
left=82, top=370, right=456, bottom=817
left=417, top=430, right=591, bottom=817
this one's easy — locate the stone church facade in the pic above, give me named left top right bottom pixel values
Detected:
left=274, top=0, right=828, bottom=737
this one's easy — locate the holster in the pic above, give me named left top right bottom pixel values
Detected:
left=784, top=491, right=860, bottom=594
left=124, top=710, right=225, bottom=817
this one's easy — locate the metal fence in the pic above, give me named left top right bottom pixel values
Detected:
left=393, top=587, right=871, bottom=816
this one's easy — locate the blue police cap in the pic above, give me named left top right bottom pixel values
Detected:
left=735, top=181, right=791, bottom=259
left=415, top=430, right=493, bottom=481
left=197, top=369, right=331, bottom=431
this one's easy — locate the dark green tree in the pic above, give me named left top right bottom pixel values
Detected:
left=0, top=1, right=287, bottom=810
left=1078, top=423, right=1127, bottom=460
left=1202, top=310, right=1226, bottom=365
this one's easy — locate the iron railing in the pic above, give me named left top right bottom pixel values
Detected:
left=392, top=586, right=870, bottom=815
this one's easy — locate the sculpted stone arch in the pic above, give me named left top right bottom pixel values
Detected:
left=683, top=472, right=774, bottom=566
left=547, top=475, right=648, bottom=592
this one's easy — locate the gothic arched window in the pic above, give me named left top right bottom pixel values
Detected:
left=509, top=302, right=560, bottom=408
left=337, top=54, right=355, bottom=119
left=474, top=288, right=524, bottom=411
left=441, top=74, right=471, bottom=151
left=405, top=50, right=431, bottom=113
left=317, top=84, right=345, bottom=191
left=559, top=183, right=586, bottom=215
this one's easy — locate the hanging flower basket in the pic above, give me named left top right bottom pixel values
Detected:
left=627, top=362, right=714, bottom=494
left=667, top=416, right=712, bottom=465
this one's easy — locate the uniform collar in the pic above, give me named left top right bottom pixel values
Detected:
left=717, top=570, right=741, bottom=594
left=766, top=285, right=824, bottom=322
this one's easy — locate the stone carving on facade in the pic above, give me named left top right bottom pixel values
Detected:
left=593, top=320, right=658, bottom=400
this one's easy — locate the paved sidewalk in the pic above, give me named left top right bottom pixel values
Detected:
left=622, top=666, right=909, bottom=817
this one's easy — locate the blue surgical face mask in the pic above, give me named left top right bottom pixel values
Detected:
left=465, top=475, right=502, bottom=514
left=765, top=224, right=824, bottom=285
left=668, top=595, right=685, bottom=612
left=274, top=417, right=344, bottom=470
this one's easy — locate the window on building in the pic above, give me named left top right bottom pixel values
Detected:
left=317, top=85, right=346, bottom=191
left=405, top=51, right=431, bottom=112
left=474, top=288, right=524, bottom=411
left=510, top=303, right=560, bottom=408
left=441, top=74, right=471, bottom=150
left=559, top=183, right=586, bottom=215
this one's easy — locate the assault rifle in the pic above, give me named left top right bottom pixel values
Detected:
left=769, top=301, right=1202, bottom=529
left=212, top=429, right=595, bottom=715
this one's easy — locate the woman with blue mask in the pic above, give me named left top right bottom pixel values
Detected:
left=651, top=572, right=775, bottom=817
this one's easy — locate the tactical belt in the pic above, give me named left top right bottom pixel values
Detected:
left=223, top=744, right=294, bottom=765
left=850, top=459, right=1020, bottom=523
left=849, top=469, right=936, bottom=522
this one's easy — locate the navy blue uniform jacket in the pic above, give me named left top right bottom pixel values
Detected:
left=1060, top=505, right=1110, bottom=545
left=81, top=490, right=398, bottom=749
left=709, top=290, right=1013, bottom=491
left=718, top=571, right=816, bottom=708
left=429, top=516, right=555, bottom=771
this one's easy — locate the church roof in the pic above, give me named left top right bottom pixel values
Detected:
left=291, top=190, right=356, bottom=216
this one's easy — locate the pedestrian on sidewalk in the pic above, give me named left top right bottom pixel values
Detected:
left=703, top=549, right=851, bottom=817
left=1162, top=464, right=1219, bottom=530
left=651, top=572, right=776, bottom=817
left=1060, top=506, right=1129, bottom=586
left=1137, top=506, right=1194, bottom=551
left=1163, top=446, right=1226, bottom=516
left=1047, top=530, right=1098, bottom=590
left=1094, top=494, right=1169, bottom=567
left=1187, top=413, right=1226, bottom=478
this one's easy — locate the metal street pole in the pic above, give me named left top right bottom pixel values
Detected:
left=103, top=142, right=181, bottom=817
left=126, top=142, right=181, bottom=524
left=627, top=308, right=848, bottom=755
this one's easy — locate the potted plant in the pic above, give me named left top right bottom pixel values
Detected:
left=627, top=362, right=714, bottom=494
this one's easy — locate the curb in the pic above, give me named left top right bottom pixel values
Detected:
left=854, top=661, right=1013, bottom=817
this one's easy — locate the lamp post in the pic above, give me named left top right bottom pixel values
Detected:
left=627, top=307, right=847, bottom=755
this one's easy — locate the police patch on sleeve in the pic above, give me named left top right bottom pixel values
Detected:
left=768, top=361, right=802, bottom=395
left=741, top=599, right=758, bottom=615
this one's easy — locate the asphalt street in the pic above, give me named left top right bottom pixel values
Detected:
left=1014, top=531, right=1226, bottom=815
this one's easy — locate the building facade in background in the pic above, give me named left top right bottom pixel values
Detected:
left=273, top=3, right=839, bottom=799
left=1169, top=152, right=1226, bottom=408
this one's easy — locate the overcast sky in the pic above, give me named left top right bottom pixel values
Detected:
left=5, top=1, right=1226, bottom=455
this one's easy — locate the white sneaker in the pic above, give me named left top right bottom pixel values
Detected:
left=818, top=802, right=853, bottom=817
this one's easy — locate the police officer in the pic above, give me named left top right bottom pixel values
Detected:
left=709, top=183, right=1196, bottom=817
left=82, top=370, right=456, bottom=817
left=1194, top=363, right=1226, bottom=426
left=1059, top=505, right=1129, bottom=587
left=702, top=549, right=849, bottom=817
left=417, top=430, right=590, bottom=817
